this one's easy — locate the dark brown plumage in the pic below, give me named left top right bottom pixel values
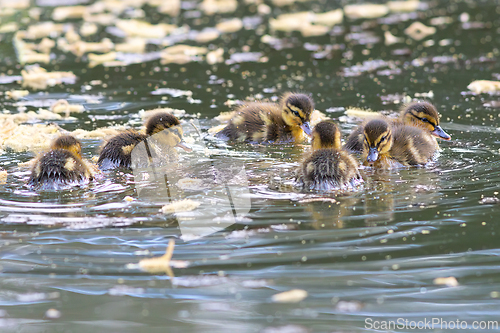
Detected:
left=298, top=121, right=362, bottom=191
left=28, top=135, right=93, bottom=189
left=98, top=112, right=189, bottom=170
left=98, top=131, right=147, bottom=170
left=361, top=118, right=437, bottom=168
left=344, top=101, right=450, bottom=153
left=217, top=92, right=314, bottom=144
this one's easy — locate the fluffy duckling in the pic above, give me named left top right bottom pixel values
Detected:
left=345, top=101, right=451, bottom=153
left=28, top=135, right=93, bottom=189
left=299, top=121, right=362, bottom=191
left=361, top=119, right=437, bottom=168
left=98, top=112, right=190, bottom=170
left=217, top=92, right=314, bottom=144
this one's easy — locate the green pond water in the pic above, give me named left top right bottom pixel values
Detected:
left=0, top=0, right=500, bottom=332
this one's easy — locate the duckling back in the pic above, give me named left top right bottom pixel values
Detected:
left=301, top=149, right=362, bottom=191
left=217, top=93, right=314, bottom=144
left=98, top=130, right=147, bottom=170
left=344, top=125, right=365, bottom=153
left=390, top=124, right=438, bottom=166
left=299, top=120, right=362, bottom=191
left=28, top=149, right=92, bottom=189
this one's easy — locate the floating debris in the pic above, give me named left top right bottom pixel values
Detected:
left=468, top=80, right=500, bottom=94
left=5, top=90, right=29, bottom=100
left=386, top=0, right=420, bottom=12
left=206, top=48, right=224, bottom=65
left=195, top=29, right=221, bottom=43
left=384, top=31, right=404, bottom=45
left=272, top=289, right=308, bottom=303
left=88, top=51, right=117, bottom=67
left=123, top=196, right=135, bottom=202
left=433, top=276, right=459, bottom=287
left=226, top=52, right=265, bottom=65
left=270, top=10, right=341, bottom=35
left=344, top=4, right=389, bottom=19
left=216, top=18, right=243, bottom=33
left=44, top=308, right=61, bottom=319
left=314, top=9, right=343, bottom=27
left=0, top=170, right=7, bottom=182
left=404, top=22, right=436, bottom=40
left=160, top=45, right=208, bottom=65
left=50, top=99, right=85, bottom=116
left=200, top=0, right=238, bottom=15
left=335, top=300, right=364, bottom=312
left=23, top=22, right=65, bottom=39
left=161, top=199, right=201, bottom=214
left=116, top=19, right=178, bottom=38
left=21, top=66, right=77, bottom=90
left=479, top=197, right=500, bottom=204
left=344, top=107, right=378, bottom=120
left=52, top=5, right=87, bottom=21
left=0, top=22, right=18, bottom=33
left=133, top=239, right=189, bottom=278
left=80, top=22, right=98, bottom=37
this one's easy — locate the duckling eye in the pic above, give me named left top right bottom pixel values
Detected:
left=380, top=135, right=387, bottom=143
left=292, top=110, right=300, bottom=117
left=421, top=117, right=429, bottom=123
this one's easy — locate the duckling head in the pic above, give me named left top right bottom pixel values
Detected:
left=50, top=135, right=82, bottom=158
left=280, top=93, right=314, bottom=137
left=145, top=112, right=191, bottom=152
left=311, top=121, right=341, bottom=151
left=363, top=119, right=393, bottom=163
left=401, top=102, right=451, bottom=140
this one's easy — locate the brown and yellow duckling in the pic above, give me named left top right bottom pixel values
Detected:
left=298, top=121, right=362, bottom=191
left=98, top=112, right=191, bottom=170
left=345, top=101, right=451, bottom=153
left=361, top=118, right=437, bottom=168
left=28, top=135, right=94, bottom=189
left=217, top=92, right=314, bottom=144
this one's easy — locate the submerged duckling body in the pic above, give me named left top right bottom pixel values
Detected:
left=98, top=112, right=190, bottom=170
left=217, top=92, right=314, bottom=144
left=361, top=118, right=437, bottom=168
left=345, top=102, right=451, bottom=153
left=28, top=135, right=93, bottom=189
left=299, top=121, right=362, bottom=191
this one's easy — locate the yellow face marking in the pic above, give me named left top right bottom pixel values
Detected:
left=67, top=145, right=82, bottom=159
left=311, top=132, right=321, bottom=151
left=64, top=158, right=76, bottom=171
left=334, top=130, right=341, bottom=150
left=405, top=111, right=437, bottom=132
left=364, top=130, right=392, bottom=155
left=287, top=104, right=305, bottom=118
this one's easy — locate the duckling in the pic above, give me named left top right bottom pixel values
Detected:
left=361, top=118, right=437, bottom=168
left=216, top=92, right=314, bottom=144
left=98, top=112, right=191, bottom=170
left=28, top=135, right=93, bottom=189
left=298, top=121, right=362, bottom=191
left=344, top=101, right=451, bottom=153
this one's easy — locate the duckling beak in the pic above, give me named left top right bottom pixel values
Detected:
left=367, top=147, right=379, bottom=163
left=431, top=126, right=451, bottom=141
left=300, top=122, right=312, bottom=137
left=176, top=141, right=192, bottom=152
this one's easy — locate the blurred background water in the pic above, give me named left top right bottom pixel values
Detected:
left=0, top=0, right=500, bottom=332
